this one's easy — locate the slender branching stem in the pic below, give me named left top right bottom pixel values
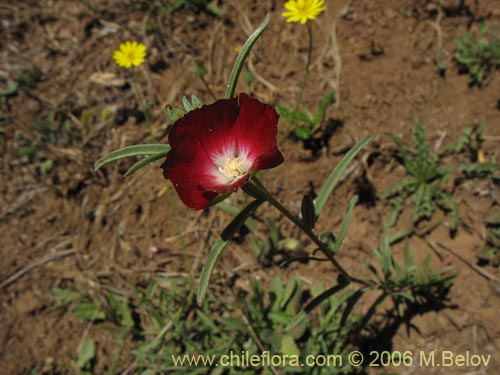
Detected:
left=250, top=176, right=370, bottom=287
left=280, top=21, right=314, bottom=145
left=131, top=69, right=155, bottom=141
left=293, top=21, right=313, bottom=115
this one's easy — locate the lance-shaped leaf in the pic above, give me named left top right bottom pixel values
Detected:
left=314, top=135, right=374, bottom=217
left=218, top=202, right=258, bottom=232
left=197, top=199, right=264, bottom=305
left=286, top=274, right=349, bottom=331
left=225, top=14, right=270, bottom=99
left=124, top=151, right=169, bottom=177
left=94, top=144, right=170, bottom=171
left=182, top=96, right=194, bottom=112
left=328, top=195, right=358, bottom=255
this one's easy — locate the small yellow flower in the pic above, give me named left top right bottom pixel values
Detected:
left=282, top=0, right=326, bottom=24
left=113, top=41, right=147, bottom=68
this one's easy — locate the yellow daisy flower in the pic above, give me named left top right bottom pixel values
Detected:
left=113, top=41, right=147, bottom=69
left=282, top=0, right=326, bottom=24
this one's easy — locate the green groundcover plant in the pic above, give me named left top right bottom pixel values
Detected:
left=454, top=22, right=500, bottom=86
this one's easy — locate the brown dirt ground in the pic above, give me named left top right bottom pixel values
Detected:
left=1, top=0, right=500, bottom=374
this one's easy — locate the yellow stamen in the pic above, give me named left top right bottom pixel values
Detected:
left=218, top=156, right=245, bottom=181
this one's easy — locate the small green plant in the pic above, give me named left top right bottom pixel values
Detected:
left=277, top=91, right=335, bottom=140
left=454, top=23, right=500, bottom=86
left=446, top=125, right=500, bottom=180
left=446, top=124, right=485, bottom=158
left=365, top=227, right=455, bottom=319
left=243, top=277, right=357, bottom=374
left=479, top=209, right=500, bottom=266
left=383, top=120, right=460, bottom=232
left=432, top=45, right=447, bottom=77
left=131, top=278, right=249, bottom=374
left=131, top=276, right=359, bottom=374
left=0, top=65, right=41, bottom=104
left=53, top=287, right=135, bottom=375
left=16, top=112, right=72, bottom=160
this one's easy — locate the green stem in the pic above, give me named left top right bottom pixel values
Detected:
left=293, top=21, right=313, bottom=115
left=249, top=176, right=369, bottom=287
left=131, top=70, right=155, bottom=141
left=280, top=21, right=313, bottom=145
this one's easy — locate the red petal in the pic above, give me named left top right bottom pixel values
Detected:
left=233, top=93, right=284, bottom=171
left=162, top=135, right=220, bottom=210
left=169, top=97, right=239, bottom=161
left=166, top=175, right=218, bottom=210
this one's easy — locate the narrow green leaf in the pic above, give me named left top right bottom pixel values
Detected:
left=123, top=151, right=168, bottom=177
left=315, top=135, right=374, bottom=217
left=197, top=199, right=264, bottom=305
left=225, top=14, right=270, bottom=99
left=340, top=289, right=365, bottom=327
left=217, top=317, right=247, bottom=332
left=242, top=181, right=270, bottom=201
left=286, top=275, right=349, bottom=331
left=165, top=107, right=185, bottom=125
left=191, top=95, right=203, bottom=109
left=218, top=202, right=258, bottom=232
left=182, top=96, right=193, bottom=112
left=206, top=190, right=233, bottom=208
left=329, top=195, right=358, bottom=255
left=355, top=293, right=388, bottom=337
left=94, top=144, right=170, bottom=171
left=196, top=310, right=219, bottom=331
left=138, top=321, right=173, bottom=353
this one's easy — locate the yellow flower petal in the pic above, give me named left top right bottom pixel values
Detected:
left=113, top=40, right=147, bottom=69
left=282, top=0, right=326, bottom=24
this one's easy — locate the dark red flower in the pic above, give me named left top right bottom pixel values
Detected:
left=162, top=93, right=284, bottom=210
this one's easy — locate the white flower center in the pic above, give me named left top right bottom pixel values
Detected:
left=218, top=155, right=246, bottom=181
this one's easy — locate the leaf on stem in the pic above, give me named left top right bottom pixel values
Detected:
left=197, top=199, right=264, bottom=305
left=124, top=151, right=169, bottom=177
left=225, top=14, right=270, bottom=99
left=94, top=144, right=170, bottom=171
left=329, top=195, right=359, bottom=255
left=286, top=274, right=349, bottom=331
left=314, top=135, right=374, bottom=217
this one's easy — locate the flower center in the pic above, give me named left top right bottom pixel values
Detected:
left=126, top=51, right=136, bottom=61
left=296, top=4, right=309, bottom=16
left=218, top=155, right=246, bottom=181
